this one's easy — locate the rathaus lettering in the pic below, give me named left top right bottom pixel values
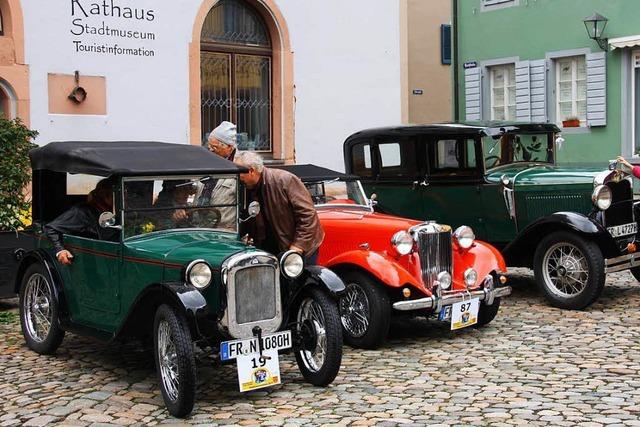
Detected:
left=71, top=0, right=155, bottom=21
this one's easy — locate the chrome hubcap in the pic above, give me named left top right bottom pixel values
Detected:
left=24, top=274, right=53, bottom=343
left=542, top=242, right=589, bottom=297
left=339, top=283, right=370, bottom=338
left=157, top=320, right=179, bottom=401
left=297, top=298, right=327, bottom=372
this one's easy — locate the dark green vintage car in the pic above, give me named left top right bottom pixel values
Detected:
left=0, top=141, right=344, bottom=417
left=344, top=122, right=640, bottom=310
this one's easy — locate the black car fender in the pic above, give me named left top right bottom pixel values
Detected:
left=503, top=211, right=619, bottom=266
left=115, top=283, right=209, bottom=341
left=14, top=249, right=69, bottom=320
left=288, top=265, right=346, bottom=304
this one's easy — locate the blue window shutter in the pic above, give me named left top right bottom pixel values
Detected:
left=441, top=24, right=451, bottom=65
left=465, top=67, right=482, bottom=121
left=586, top=52, right=606, bottom=127
left=529, top=59, right=547, bottom=122
left=515, top=61, right=531, bottom=122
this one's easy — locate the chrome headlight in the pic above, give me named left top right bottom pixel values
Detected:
left=464, top=268, right=478, bottom=289
left=454, top=225, right=475, bottom=249
left=437, top=271, right=452, bottom=290
left=186, top=260, right=212, bottom=289
left=592, top=184, right=612, bottom=210
left=281, top=250, right=304, bottom=279
left=391, top=230, right=414, bottom=255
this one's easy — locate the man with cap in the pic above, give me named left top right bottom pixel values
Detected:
left=207, top=120, right=237, bottom=161
left=198, top=121, right=239, bottom=230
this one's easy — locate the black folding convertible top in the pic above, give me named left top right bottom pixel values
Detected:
left=29, top=141, right=245, bottom=176
left=275, top=164, right=359, bottom=182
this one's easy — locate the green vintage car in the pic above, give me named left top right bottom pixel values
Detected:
left=0, top=141, right=344, bottom=417
left=344, top=122, right=639, bottom=310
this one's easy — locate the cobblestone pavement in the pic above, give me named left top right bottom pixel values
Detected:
left=1, top=270, right=640, bottom=426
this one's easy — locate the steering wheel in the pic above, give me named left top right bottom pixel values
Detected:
left=485, top=155, right=501, bottom=168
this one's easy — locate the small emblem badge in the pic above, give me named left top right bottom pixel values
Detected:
left=251, top=258, right=259, bottom=265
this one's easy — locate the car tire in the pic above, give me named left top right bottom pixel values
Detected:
left=474, top=298, right=501, bottom=328
left=293, top=287, right=343, bottom=386
left=19, top=263, right=65, bottom=355
left=533, top=231, right=604, bottom=310
left=153, top=304, right=197, bottom=418
left=338, top=271, right=391, bottom=349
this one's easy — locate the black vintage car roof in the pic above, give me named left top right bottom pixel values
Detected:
left=344, top=121, right=561, bottom=144
left=29, top=141, right=246, bottom=177
left=274, top=164, right=359, bottom=182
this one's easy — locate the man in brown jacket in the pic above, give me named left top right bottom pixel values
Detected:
left=234, top=151, right=324, bottom=262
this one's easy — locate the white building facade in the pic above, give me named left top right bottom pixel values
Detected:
left=0, top=0, right=403, bottom=171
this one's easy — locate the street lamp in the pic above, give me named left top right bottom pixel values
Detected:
left=583, top=12, right=609, bottom=51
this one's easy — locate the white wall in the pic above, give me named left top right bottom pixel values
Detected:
left=277, top=0, right=402, bottom=171
left=21, top=0, right=402, bottom=172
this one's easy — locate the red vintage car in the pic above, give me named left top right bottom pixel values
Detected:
left=278, top=165, right=512, bottom=349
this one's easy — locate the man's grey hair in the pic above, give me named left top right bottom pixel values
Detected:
left=235, top=151, right=264, bottom=172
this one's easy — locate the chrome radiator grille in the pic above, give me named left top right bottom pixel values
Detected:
left=234, top=265, right=277, bottom=324
left=416, top=229, right=453, bottom=287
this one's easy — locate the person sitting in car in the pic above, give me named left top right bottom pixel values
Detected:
left=44, top=177, right=119, bottom=265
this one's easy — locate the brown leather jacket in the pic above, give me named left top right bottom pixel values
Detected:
left=250, top=167, right=324, bottom=256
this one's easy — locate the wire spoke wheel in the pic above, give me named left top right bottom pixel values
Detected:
left=24, top=274, right=53, bottom=343
left=297, top=297, right=327, bottom=373
left=542, top=242, right=589, bottom=298
left=339, top=283, right=370, bottom=338
left=157, top=320, right=180, bottom=402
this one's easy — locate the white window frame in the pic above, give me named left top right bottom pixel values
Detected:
left=481, top=0, right=518, bottom=11
left=489, top=64, right=516, bottom=121
left=632, top=50, right=640, bottom=157
left=555, top=56, right=587, bottom=127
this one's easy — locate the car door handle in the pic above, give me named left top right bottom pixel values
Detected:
left=412, top=180, right=429, bottom=189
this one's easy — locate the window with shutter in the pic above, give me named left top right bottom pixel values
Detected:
left=555, top=56, right=587, bottom=127
left=586, top=51, right=606, bottom=127
left=465, top=67, right=482, bottom=121
left=489, top=64, right=516, bottom=121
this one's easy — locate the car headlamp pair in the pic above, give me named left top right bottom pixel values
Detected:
left=391, top=230, right=414, bottom=256
left=592, top=185, right=612, bottom=210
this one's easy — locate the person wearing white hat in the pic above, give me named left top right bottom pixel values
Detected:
left=207, top=121, right=237, bottom=161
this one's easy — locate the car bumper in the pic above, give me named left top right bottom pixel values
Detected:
left=392, top=274, right=511, bottom=312
left=604, top=252, right=640, bottom=273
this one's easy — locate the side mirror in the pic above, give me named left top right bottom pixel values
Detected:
left=368, top=193, right=378, bottom=207
left=240, top=201, right=261, bottom=223
left=98, top=212, right=119, bottom=229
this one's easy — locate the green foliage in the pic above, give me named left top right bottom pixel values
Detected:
left=0, top=117, right=38, bottom=231
left=0, top=311, right=18, bottom=324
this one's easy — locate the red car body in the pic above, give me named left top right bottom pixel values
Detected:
left=278, top=164, right=511, bottom=349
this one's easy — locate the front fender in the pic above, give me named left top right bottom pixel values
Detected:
left=457, top=241, right=507, bottom=286
left=324, top=250, right=422, bottom=289
left=115, top=283, right=208, bottom=340
left=287, top=265, right=346, bottom=307
left=504, top=211, right=617, bottom=265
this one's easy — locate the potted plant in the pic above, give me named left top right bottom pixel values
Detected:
left=562, top=116, right=581, bottom=128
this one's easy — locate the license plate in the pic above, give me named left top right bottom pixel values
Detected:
left=220, top=330, right=292, bottom=361
left=607, top=222, right=638, bottom=238
left=438, top=305, right=452, bottom=321
left=220, top=331, right=292, bottom=393
left=450, top=298, right=479, bottom=330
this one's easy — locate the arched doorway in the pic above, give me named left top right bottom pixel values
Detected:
left=200, top=0, right=273, bottom=152
left=0, top=80, right=16, bottom=119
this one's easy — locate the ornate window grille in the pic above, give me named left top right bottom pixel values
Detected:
left=200, top=0, right=272, bottom=152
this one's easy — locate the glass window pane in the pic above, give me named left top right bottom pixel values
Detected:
left=378, top=139, right=418, bottom=179
left=507, top=87, right=516, bottom=105
left=576, top=57, right=586, bottom=80
left=576, top=101, right=586, bottom=120
left=576, top=80, right=586, bottom=100
left=635, top=68, right=640, bottom=154
left=559, top=60, right=573, bottom=81
left=493, top=88, right=505, bottom=106
left=558, top=102, right=573, bottom=120
left=559, top=82, right=573, bottom=102
left=493, top=107, right=505, bottom=121
left=235, top=55, right=271, bottom=151
left=493, top=68, right=505, bottom=86
left=201, top=53, right=231, bottom=144
left=507, top=106, right=516, bottom=120
left=507, top=65, right=515, bottom=84
left=380, top=143, right=401, bottom=167
left=201, top=0, right=270, bottom=46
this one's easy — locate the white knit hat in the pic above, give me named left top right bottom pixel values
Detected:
left=210, top=121, right=237, bottom=147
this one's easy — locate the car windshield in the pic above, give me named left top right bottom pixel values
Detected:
left=303, top=179, right=370, bottom=210
left=122, top=175, right=238, bottom=238
left=483, top=132, right=555, bottom=170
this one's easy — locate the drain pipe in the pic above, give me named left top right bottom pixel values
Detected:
left=452, top=0, right=459, bottom=121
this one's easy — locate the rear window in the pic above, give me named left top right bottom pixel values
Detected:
left=376, top=138, right=418, bottom=180
left=350, top=142, right=373, bottom=178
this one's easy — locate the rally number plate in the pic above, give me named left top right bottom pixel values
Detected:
left=450, top=298, right=479, bottom=330
left=607, top=222, right=638, bottom=238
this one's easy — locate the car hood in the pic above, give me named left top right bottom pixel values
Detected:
left=124, top=230, right=252, bottom=268
left=485, top=164, right=604, bottom=186
left=317, top=208, right=420, bottom=231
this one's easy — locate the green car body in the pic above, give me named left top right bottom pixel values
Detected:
left=2, top=141, right=344, bottom=418
left=344, top=122, right=640, bottom=310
